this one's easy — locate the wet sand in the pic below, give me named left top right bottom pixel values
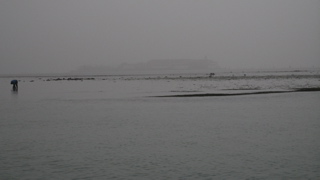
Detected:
left=154, top=88, right=320, bottom=97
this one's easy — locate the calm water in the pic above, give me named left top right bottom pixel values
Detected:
left=1, top=78, right=320, bottom=179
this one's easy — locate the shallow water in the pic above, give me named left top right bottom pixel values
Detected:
left=1, top=76, right=320, bottom=179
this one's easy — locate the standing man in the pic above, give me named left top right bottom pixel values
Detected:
left=11, top=80, right=18, bottom=91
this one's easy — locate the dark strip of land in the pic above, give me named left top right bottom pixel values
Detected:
left=154, top=88, right=320, bottom=97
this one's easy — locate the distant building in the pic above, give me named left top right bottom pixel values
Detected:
left=72, top=59, right=220, bottom=75
left=119, top=59, right=219, bottom=71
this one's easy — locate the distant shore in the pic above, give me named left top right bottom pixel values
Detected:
left=1, top=70, right=319, bottom=98
left=1, top=67, right=320, bottom=78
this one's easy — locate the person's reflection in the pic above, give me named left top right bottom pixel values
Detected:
left=11, top=88, right=18, bottom=102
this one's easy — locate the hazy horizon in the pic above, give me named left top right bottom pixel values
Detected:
left=1, top=0, right=319, bottom=74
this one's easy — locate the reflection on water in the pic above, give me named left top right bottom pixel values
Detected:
left=11, top=90, right=18, bottom=95
left=0, top=77, right=320, bottom=179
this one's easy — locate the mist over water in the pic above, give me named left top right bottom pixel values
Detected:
left=1, top=71, right=320, bottom=179
left=1, top=0, right=320, bottom=74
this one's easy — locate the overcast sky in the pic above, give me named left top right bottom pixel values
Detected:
left=1, top=0, right=319, bottom=74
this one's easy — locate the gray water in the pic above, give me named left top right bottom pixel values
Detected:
left=1, top=78, right=320, bottom=179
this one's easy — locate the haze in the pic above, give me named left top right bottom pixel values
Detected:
left=1, top=0, right=319, bottom=74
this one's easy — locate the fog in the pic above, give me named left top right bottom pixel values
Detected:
left=1, top=0, right=319, bottom=74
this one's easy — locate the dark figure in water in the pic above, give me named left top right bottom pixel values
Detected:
left=209, top=73, right=215, bottom=78
left=11, top=80, right=18, bottom=91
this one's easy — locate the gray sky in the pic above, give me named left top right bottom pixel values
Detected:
left=1, top=0, right=319, bottom=74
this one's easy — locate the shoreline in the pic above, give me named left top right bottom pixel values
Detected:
left=154, top=88, right=320, bottom=97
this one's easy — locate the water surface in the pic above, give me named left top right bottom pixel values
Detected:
left=1, top=77, right=320, bottom=179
